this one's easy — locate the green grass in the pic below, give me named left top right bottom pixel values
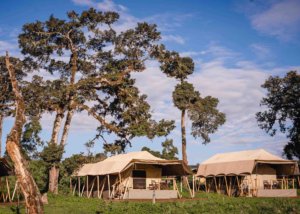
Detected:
left=0, top=192, right=300, bottom=214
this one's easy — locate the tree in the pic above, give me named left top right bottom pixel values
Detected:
left=19, top=8, right=174, bottom=193
left=1, top=52, right=43, bottom=213
left=141, top=138, right=178, bottom=160
left=159, top=50, right=225, bottom=165
left=256, top=71, right=300, bottom=160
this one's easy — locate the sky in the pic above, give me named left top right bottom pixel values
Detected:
left=0, top=0, right=300, bottom=164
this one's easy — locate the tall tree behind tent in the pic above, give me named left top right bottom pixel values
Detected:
left=158, top=49, right=226, bottom=165
left=19, top=8, right=174, bottom=193
left=256, top=71, right=300, bottom=160
left=1, top=53, right=43, bottom=213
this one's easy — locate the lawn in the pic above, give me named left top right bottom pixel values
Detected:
left=0, top=192, right=300, bottom=214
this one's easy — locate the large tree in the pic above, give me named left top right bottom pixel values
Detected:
left=19, top=8, right=174, bottom=193
left=256, top=71, right=300, bottom=160
left=1, top=53, right=43, bottom=213
left=158, top=50, right=226, bottom=165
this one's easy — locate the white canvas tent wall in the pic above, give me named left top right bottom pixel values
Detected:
left=196, top=149, right=299, bottom=197
left=73, top=151, right=191, bottom=199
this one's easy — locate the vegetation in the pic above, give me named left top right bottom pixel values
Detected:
left=158, top=50, right=226, bottom=165
left=141, top=139, right=179, bottom=159
left=257, top=71, right=300, bottom=160
left=0, top=192, right=299, bottom=214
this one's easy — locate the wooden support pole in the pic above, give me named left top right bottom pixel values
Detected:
left=108, top=175, right=111, bottom=199
left=205, top=178, right=207, bottom=193
left=5, top=177, right=11, bottom=202
left=97, top=176, right=100, bottom=198
left=78, top=177, right=81, bottom=196
left=180, top=177, right=183, bottom=193
left=70, top=177, right=72, bottom=193
left=86, top=176, right=89, bottom=197
left=213, top=176, right=218, bottom=194
left=99, top=177, right=106, bottom=199
left=11, top=181, right=18, bottom=201
left=192, top=175, right=195, bottom=197
left=72, top=182, right=77, bottom=196
left=88, top=177, right=96, bottom=198
left=224, top=176, right=229, bottom=196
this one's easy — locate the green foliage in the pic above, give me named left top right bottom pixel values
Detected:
left=161, top=139, right=178, bottom=160
left=29, top=160, right=48, bottom=193
left=141, top=138, right=178, bottom=160
left=256, top=71, right=300, bottom=159
left=189, top=96, right=226, bottom=144
left=172, top=81, right=199, bottom=111
left=159, top=51, right=194, bottom=81
left=40, top=143, right=64, bottom=168
left=21, top=116, right=43, bottom=157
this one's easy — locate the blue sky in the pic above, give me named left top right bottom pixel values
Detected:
left=1, top=0, right=300, bottom=164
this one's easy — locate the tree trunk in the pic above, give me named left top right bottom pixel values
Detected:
left=5, top=52, right=44, bottom=213
left=60, top=109, right=74, bottom=146
left=181, top=109, right=188, bottom=165
left=48, top=111, right=64, bottom=194
left=48, top=166, right=60, bottom=194
left=0, top=114, right=3, bottom=158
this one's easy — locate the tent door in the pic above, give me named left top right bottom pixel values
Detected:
left=132, top=170, right=146, bottom=189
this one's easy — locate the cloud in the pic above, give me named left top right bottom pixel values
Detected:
left=243, top=0, right=300, bottom=41
left=250, top=43, right=272, bottom=59
left=161, top=35, right=185, bottom=45
left=0, top=40, right=18, bottom=55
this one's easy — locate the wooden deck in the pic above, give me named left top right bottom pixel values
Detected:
left=123, top=189, right=178, bottom=199
left=256, top=189, right=297, bottom=197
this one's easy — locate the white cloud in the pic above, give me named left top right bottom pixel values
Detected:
left=247, top=0, right=300, bottom=41
left=250, top=43, right=272, bottom=59
left=0, top=40, right=18, bottom=55
left=161, top=35, right=185, bottom=45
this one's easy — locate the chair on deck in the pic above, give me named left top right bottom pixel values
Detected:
left=263, top=180, right=271, bottom=189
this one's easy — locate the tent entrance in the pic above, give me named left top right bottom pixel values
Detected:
left=132, top=170, right=146, bottom=189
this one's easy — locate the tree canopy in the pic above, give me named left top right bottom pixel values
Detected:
left=256, top=71, right=300, bottom=160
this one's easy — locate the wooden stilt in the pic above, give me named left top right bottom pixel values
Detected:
left=5, top=177, right=11, bottom=202
left=192, top=175, right=195, bottom=197
left=88, top=177, right=96, bottom=198
left=97, top=176, right=100, bottom=198
left=78, top=177, right=81, bottom=196
left=70, top=177, right=72, bottom=193
left=72, top=182, right=77, bottom=196
left=213, top=176, right=218, bottom=194
left=80, top=183, right=85, bottom=197
left=108, top=174, right=111, bottom=199
left=180, top=177, right=183, bottom=193
left=86, top=176, right=89, bottom=197
left=205, top=178, right=207, bottom=193
left=99, top=176, right=106, bottom=199
left=224, top=176, right=229, bottom=196
left=11, top=181, right=18, bottom=201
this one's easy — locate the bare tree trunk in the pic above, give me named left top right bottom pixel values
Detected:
left=0, top=114, right=3, bottom=158
left=5, top=52, right=44, bottom=213
left=48, top=111, right=64, bottom=194
left=60, top=109, right=74, bottom=147
left=181, top=109, right=188, bottom=165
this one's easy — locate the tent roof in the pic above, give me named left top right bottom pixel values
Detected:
left=197, top=149, right=298, bottom=177
left=0, top=158, right=14, bottom=177
left=76, top=151, right=191, bottom=176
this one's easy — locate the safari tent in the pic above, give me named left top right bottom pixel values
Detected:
left=196, top=149, right=299, bottom=197
left=72, top=151, right=192, bottom=199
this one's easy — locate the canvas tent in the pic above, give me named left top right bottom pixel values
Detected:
left=196, top=149, right=299, bottom=197
left=73, top=151, right=192, bottom=199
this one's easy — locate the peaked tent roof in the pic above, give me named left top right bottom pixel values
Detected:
left=197, top=149, right=298, bottom=177
left=76, top=151, right=191, bottom=176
